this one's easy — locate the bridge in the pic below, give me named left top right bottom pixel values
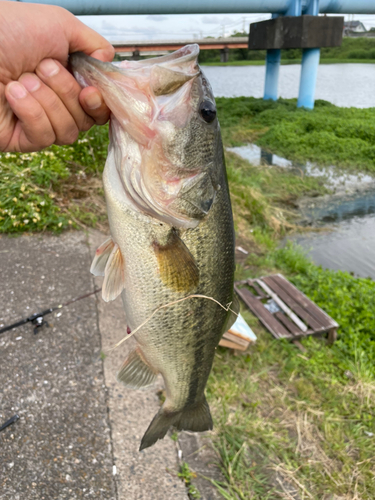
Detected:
left=113, top=37, right=248, bottom=61
left=18, top=0, right=375, bottom=109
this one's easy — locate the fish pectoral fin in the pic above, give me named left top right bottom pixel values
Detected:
left=117, top=348, right=157, bottom=389
left=102, top=243, right=125, bottom=302
left=140, top=396, right=213, bottom=451
left=90, top=237, right=115, bottom=276
left=153, top=229, right=199, bottom=293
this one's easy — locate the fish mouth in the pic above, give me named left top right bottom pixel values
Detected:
left=71, top=45, right=217, bottom=229
left=69, top=44, right=200, bottom=99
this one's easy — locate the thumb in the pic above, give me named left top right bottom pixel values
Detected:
left=65, top=13, right=115, bottom=62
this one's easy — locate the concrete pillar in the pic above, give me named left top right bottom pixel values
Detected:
left=264, top=49, right=281, bottom=101
left=297, top=47, right=320, bottom=109
left=220, top=47, right=229, bottom=63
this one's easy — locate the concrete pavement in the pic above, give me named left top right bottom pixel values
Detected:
left=0, top=231, right=187, bottom=500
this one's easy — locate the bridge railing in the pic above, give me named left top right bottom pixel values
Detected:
left=16, top=0, right=375, bottom=108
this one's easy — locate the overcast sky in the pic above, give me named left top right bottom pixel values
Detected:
left=78, top=13, right=375, bottom=42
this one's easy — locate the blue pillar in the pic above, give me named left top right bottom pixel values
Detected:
left=297, top=47, right=320, bottom=109
left=297, top=0, right=320, bottom=109
left=264, top=49, right=281, bottom=101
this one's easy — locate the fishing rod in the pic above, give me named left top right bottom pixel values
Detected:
left=0, top=288, right=102, bottom=336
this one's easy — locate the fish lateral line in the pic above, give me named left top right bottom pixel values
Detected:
left=107, top=294, right=238, bottom=353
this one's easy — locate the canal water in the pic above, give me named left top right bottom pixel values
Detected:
left=203, top=63, right=375, bottom=108
left=228, top=144, right=375, bottom=281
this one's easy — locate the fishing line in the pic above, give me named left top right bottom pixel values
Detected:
left=107, top=294, right=238, bottom=352
left=0, top=288, right=102, bottom=336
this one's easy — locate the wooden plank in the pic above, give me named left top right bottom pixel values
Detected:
left=235, top=287, right=292, bottom=339
left=219, top=338, right=247, bottom=351
left=223, top=331, right=249, bottom=349
left=262, top=276, right=322, bottom=331
left=234, top=282, right=265, bottom=300
left=275, top=311, right=305, bottom=336
left=272, top=274, right=338, bottom=328
left=247, top=280, right=267, bottom=299
left=256, top=279, right=308, bottom=332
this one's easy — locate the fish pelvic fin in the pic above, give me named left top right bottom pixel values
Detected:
left=117, top=347, right=157, bottom=389
left=102, top=243, right=125, bottom=302
left=90, top=237, right=115, bottom=276
left=153, top=229, right=199, bottom=293
left=139, top=396, right=213, bottom=451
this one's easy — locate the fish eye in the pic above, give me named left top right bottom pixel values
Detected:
left=199, top=101, right=216, bottom=123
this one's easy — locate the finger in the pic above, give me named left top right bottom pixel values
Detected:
left=79, top=86, right=110, bottom=126
left=19, top=73, right=79, bottom=146
left=64, top=12, right=115, bottom=62
left=36, top=59, right=94, bottom=132
left=5, top=81, right=55, bottom=152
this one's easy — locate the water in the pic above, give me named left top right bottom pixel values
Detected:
left=203, top=64, right=375, bottom=108
left=228, top=144, right=375, bottom=280
left=291, top=216, right=375, bottom=280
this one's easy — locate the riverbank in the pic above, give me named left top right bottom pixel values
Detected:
left=208, top=99, right=375, bottom=499
left=199, top=36, right=375, bottom=66
left=203, top=58, right=375, bottom=66
left=1, top=98, right=374, bottom=499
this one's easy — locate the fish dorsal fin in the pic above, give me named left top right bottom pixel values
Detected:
left=153, top=229, right=199, bottom=293
left=117, top=347, right=157, bottom=389
left=90, top=237, right=115, bottom=276
left=102, top=243, right=125, bottom=302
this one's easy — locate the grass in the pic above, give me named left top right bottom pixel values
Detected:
left=217, top=97, right=375, bottom=172
left=0, top=126, right=109, bottom=234
left=207, top=327, right=375, bottom=499
left=203, top=104, right=375, bottom=497
left=178, top=462, right=201, bottom=499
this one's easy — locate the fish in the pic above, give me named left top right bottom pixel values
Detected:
left=70, top=45, right=236, bottom=451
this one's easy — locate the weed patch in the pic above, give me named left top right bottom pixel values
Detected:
left=217, top=97, right=375, bottom=172
left=0, top=125, right=109, bottom=234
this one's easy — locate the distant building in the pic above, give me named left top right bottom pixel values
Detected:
left=343, top=21, right=367, bottom=35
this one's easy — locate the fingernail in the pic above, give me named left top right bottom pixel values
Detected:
left=8, top=82, right=27, bottom=99
left=39, top=59, right=60, bottom=78
left=85, top=92, right=102, bottom=110
left=20, top=74, right=41, bottom=93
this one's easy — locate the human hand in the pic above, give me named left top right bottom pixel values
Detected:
left=0, top=1, right=115, bottom=152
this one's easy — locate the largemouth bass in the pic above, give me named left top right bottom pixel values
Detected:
left=70, top=45, right=236, bottom=451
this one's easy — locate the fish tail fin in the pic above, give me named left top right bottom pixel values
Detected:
left=176, top=396, right=213, bottom=433
left=139, top=408, right=180, bottom=451
left=139, top=396, right=213, bottom=451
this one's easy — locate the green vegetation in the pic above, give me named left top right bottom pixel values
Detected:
left=178, top=462, right=201, bottom=499
left=203, top=98, right=375, bottom=499
left=1, top=96, right=374, bottom=498
left=199, top=36, right=375, bottom=64
left=207, top=315, right=375, bottom=499
left=0, top=126, right=109, bottom=233
left=217, top=97, right=375, bottom=172
left=205, top=244, right=375, bottom=499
